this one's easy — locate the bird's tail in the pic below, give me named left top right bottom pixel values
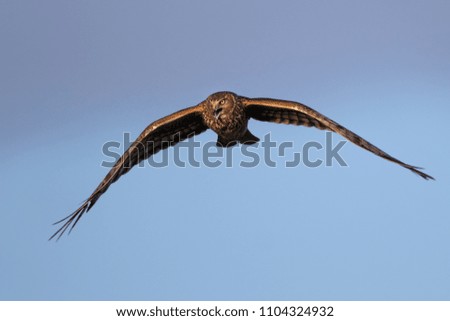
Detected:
left=239, top=129, right=260, bottom=145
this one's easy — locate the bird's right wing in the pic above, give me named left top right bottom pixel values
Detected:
left=50, top=104, right=207, bottom=240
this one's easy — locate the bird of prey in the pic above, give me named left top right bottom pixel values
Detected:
left=50, top=91, right=433, bottom=240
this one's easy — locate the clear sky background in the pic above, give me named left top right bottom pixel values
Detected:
left=1, top=0, right=449, bottom=300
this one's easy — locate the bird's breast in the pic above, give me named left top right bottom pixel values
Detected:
left=204, top=110, right=247, bottom=139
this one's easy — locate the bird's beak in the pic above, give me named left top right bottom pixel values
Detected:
left=214, top=106, right=223, bottom=119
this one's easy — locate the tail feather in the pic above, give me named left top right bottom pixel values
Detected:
left=239, top=129, right=260, bottom=145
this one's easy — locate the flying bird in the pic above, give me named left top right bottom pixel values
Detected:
left=50, top=91, right=433, bottom=240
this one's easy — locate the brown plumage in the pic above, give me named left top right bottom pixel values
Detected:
left=50, top=91, right=434, bottom=240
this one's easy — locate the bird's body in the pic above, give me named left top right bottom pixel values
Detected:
left=50, top=91, right=434, bottom=240
left=202, top=91, right=256, bottom=146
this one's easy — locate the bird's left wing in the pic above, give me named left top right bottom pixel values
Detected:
left=50, top=104, right=207, bottom=240
left=241, top=97, right=433, bottom=180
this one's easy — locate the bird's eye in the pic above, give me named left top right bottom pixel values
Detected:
left=219, top=99, right=226, bottom=105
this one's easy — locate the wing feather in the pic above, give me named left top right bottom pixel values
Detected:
left=242, top=97, right=433, bottom=180
left=50, top=104, right=207, bottom=240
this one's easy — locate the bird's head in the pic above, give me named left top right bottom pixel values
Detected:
left=206, top=91, right=238, bottom=119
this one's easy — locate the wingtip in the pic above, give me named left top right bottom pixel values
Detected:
left=49, top=202, right=91, bottom=241
left=410, top=166, right=435, bottom=181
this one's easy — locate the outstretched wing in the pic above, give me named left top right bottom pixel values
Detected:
left=50, top=104, right=207, bottom=240
left=242, top=97, right=433, bottom=180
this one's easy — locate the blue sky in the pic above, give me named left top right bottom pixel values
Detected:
left=1, top=0, right=449, bottom=300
